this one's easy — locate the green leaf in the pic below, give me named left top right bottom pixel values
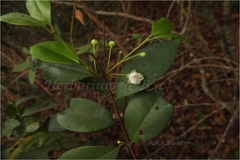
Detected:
left=132, top=33, right=143, bottom=43
left=2, top=119, right=21, bottom=137
left=58, top=146, right=120, bottom=159
left=117, top=39, right=180, bottom=98
left=30, top=41, right=80, bottom=65
left=26, top=0, right=52, bottom=26
left=154, top=33, right=188, bottom=42
left=22, top=47, right=31, bottom=55
left=32, top=58, right=92, bottom=83
left=23, top=117, right=40, bottom=133
left=0, top=13, right=45, bottom=27
left=77, top=45, right=92, bottom=55
left=4, top=103, right=22, bottom=117
left=22, top=100, right=58, bottom=117
left=151, top=18, right=174, bottom=36
left=48, top=115, right=66, bottom=132
left=16, top=96, right=38, bottom=106
left=28, top=69, right=36, bottom=85
left=80, top=77, right=108, bottom=95
left=4, top=132, right=77, bottom=159
left=124, top=91, right=174, bottom=143
left=12, top=61, right=31, bottom=72
left=57, top=98, right=115, bottom=132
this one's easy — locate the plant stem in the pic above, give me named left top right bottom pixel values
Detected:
left=101, top=76, right=136, bottom=159
left=106, top=47, right=112, bottom=71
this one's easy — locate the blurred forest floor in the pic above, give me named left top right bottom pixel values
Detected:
left=1, top=1, right=239, bottom=159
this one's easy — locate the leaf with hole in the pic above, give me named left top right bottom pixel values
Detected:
left=58, top=146, right=120, bottom=159
left=0, top=13, right=45, bottom=27
left=57, top=98, right=115, bottom=132
left=117, top=39, right=180, bottom=98
left=124, top=91, right=174, bottom=143
left=26, top=0, right=51, bottom=26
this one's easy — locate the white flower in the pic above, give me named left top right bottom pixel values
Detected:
left=127, top=70, right=144, bottom=84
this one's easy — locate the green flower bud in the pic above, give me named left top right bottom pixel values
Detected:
left=138, top=52, right=146, bottom=57
left=91, top=39, right=98, bottom=46
left=108, top=41, right=116, bottom=47
left=119, top=51, right=123, bottom=55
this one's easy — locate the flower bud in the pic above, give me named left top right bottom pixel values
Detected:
left=127, top=70, right=144, bottom=84
left=138, top=52, right=146, bottom=57
left=108, top=41, right=116, bottom=47
left=91, top=39, right=98, bottom=46
left=119, top=51, right=123, bottom=55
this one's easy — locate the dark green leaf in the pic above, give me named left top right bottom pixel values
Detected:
left=80, top=77, right=108, bottom=95
left=22, top=100, right=58, bottom=117
left=26, top=0, right=51, bottom=26
left=16, top=96, right=38, bottom=106
left=2, top=119, right=21, bottom=137
left=48, top=115, right=66, bottom=132
left=0, top=13, right=45, bottom=27
left=32, top=58, right=92, bottom=83
left=151, top=18, right=174, bottom=36
left=117, top=39, right=180, bottom=98
left=23, top=117, right=40, bottom=133
left=4, top=103, right=20, bottom=117
left=12, top=61, right=31, bottom=72
left=57, top=98, right=115, bottom=132
left=124, top=91, right=174, bottom=143
left=154, top=33, right=188, bottom=42
left=30, top=41, right=80, bottom=65
left=58, top=146, right=120, bottom=159
left=17, top=146, right=52, bottom=159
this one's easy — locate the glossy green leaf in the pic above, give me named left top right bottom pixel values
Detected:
left=2, top=119, right=21, bottom=137
left=57, top=98, right=115, bottom=132
left=48, top=115, right=66, bottom=132
left=154, top=33, right=188, bottom=42
left=30, top=41, right=80, bottom=65
left=26, top=0, right=52, bottom=26
left=12, top=61, right=31, bottom=72
left=117, top=39, right=180, bottom=98
left=28, top=69, right=36, bottom=85
left=124, top=91, right=174, bottom=143
left=23, top=117, right=40, bottom=133
left=22, top=100, right=58, bottom=117
left=32, top=58, right=92, bottom=83
left=0, top=13, right=45, bottom=27
left=4, top=132, right=77, bottom=159
left=58, top=146, right=120, bottom=159
left=151, top=18, right=174, bottom=36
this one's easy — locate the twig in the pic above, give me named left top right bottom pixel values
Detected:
left=51, top=1, right=153, bottom=24
left=175, top=101, right=239, bottom=109
left=208, top=105, right=239, bottom=159
left=166, top=0, right=176, bottom=18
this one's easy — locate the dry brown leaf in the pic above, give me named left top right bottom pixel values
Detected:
left=75, top=9, right=85, bottom=25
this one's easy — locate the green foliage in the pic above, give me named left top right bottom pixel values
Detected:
left=57, top=98, right=115, bottom=132
left=117, top=39, right=180, bottom=98
left=3, top=132, right=77, bottom=159
left=1, top=0, right=187, bottom=158
left=124, top=91, right=174, bottom=143
left=32, top=58, right=92, bottom=83
left=30, top=41, right=80, bottom=65
left=0, top=13, right=45, bottom=27
left=58, top=146, right=120, bottom=159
